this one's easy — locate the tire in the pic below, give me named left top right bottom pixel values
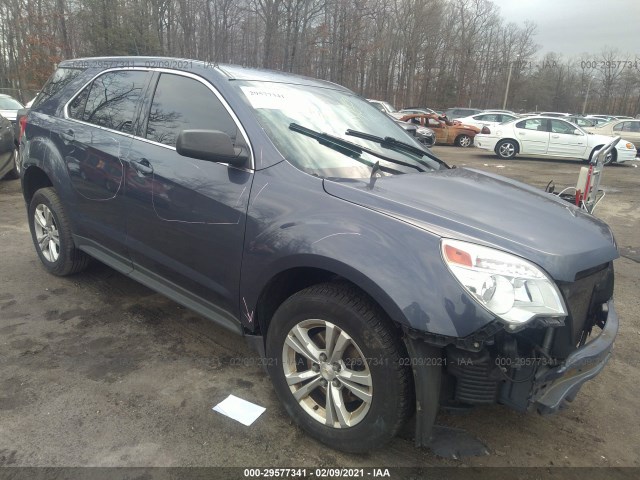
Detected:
left=28, top=187, right=91, bottom=276
left=455, top=134, right=472, bottom=148
left=495, top=139, right=517, bottom=159
left=3, top=148, right=19, bottom=179
left=589, top=147, right=616, bottom=165
left=266, top=282, right=415, bottom=453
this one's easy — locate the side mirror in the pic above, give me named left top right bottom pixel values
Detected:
left=573, top=129, right=583, bottom=136
left=176, top=129, right=249, bottom=167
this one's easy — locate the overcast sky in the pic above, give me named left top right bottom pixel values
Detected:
left=491, top=0, right=639, bottom=58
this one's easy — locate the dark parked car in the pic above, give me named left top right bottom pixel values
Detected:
left=0, top=114, right=18, bottom=179
left=21, top=57, right=619, bottom=452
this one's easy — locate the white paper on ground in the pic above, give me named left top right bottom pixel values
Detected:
left=212, top=394, right=266, bottom=426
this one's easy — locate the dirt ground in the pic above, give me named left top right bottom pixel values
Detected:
left=1, top=146, right=639, bottom=470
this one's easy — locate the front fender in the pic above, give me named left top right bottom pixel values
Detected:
left=240, top=161, right=495, bottom=338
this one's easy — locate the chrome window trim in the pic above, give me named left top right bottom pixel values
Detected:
left=62, top=66, right=255, bottom=170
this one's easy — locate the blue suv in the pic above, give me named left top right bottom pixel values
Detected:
left=20, top=57, right=619, bottom=452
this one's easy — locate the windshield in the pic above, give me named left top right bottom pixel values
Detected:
left=236, top=81, right=444, bottom=179
left=0, top=97, right=23, bottom=110
left=593, top=120, right=615, bottom=128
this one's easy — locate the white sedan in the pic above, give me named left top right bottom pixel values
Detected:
left=455, top=112, right=519, bottom=130
left=474, top=116, right=637, bottom=164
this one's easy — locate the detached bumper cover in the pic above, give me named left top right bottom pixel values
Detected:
left=532, top=300, right=618, bottom=414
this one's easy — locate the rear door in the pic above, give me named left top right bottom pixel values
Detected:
left=514, top=118, right=550, bottom=154
left=125, top=71, right=253, bottom=322
left=54, top=69, right=151, bottom=260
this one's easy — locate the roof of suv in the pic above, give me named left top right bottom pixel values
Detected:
left=58, top=56, right=349, bottom=91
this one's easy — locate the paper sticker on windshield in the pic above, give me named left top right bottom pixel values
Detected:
left=241, top=86, right=291, bottom=109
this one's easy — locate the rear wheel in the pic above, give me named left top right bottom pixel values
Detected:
left=455, top=134, right=472, bottom=147
left=28, top=187, right=91, bottom=276
left=495, top=139, right=517, bottom=159
left=266, top=283, right=415, bottom=452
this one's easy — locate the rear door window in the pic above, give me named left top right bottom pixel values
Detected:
left=71, top=71, right=148, bottom=134
left=477, top=114, right=499, bottom=122
left=516, top=118, right=547, bottom=131
left=145, top=73, right=237, bottom=147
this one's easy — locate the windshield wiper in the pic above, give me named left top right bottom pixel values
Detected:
left=345, top=129, right=428, bottom=157
left=289, top=123, right=425, bottom=173
left=345, top=129, right=447, bottom=169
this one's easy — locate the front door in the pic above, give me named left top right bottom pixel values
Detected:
left=125, top=72, right=253, bottom=321
left=547, top=119, right=588, bottom=157
left=426, top=118, right=448, bottom=144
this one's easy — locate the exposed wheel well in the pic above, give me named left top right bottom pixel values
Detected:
left=254, top=267, right=401, bottom=339
left=23, top=166, right=53, bottom=204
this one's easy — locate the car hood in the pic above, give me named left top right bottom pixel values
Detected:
left=323, top=168, right=618, bottom=282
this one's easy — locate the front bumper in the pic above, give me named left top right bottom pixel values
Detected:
left=531, top=300, right=618, bottom=414
left=615, top=147, right=637, bottom=164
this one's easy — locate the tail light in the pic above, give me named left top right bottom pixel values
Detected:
left=481, top=126, right=491, bottom=134
left=18, top=115, right=27, bottom=142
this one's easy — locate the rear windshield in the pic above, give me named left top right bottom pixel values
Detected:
left=31, top=67, right=84, bottom=108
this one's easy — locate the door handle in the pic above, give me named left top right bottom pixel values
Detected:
left=551, top=134, right=560, bottom=138
left=60, top=129, right=74, bottom=141
left=130, top=158, right=153, bottom=175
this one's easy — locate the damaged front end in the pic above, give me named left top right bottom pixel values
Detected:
left=406, top=261, right=617, bottom=447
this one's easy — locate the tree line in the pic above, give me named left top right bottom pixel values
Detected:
left=1, top=0, right=638, bottom=115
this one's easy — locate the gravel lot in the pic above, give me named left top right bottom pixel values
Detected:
left=1, top=146, right=639, bottom=469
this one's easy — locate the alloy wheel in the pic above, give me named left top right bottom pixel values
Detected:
left=33, top=204, right=60, bottom=262
left=498, top=142, right=515, bottom=158
left=458, top=135, right=471, bottom=147
left=282, top=319, right=373, bottom=428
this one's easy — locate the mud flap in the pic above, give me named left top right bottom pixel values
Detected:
left=403, top=338, right=441, bottom=448
left=404, top=337, right=490, bottom=458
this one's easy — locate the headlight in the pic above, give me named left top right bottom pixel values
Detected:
left=441, top=239, right=567, bottom=326
left=625, top=142, right=634, bottom=150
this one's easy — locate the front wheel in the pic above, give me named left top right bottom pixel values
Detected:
left=455, top=134, right=472, bottom=147
left=266, top=283, right=416, bottom=452
left=495, top=140, right=517, bottom=159
left=589, top=147, right=616, bottom=165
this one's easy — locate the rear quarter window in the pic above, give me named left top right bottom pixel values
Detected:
left=32, top=67, right=85, bottom=109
